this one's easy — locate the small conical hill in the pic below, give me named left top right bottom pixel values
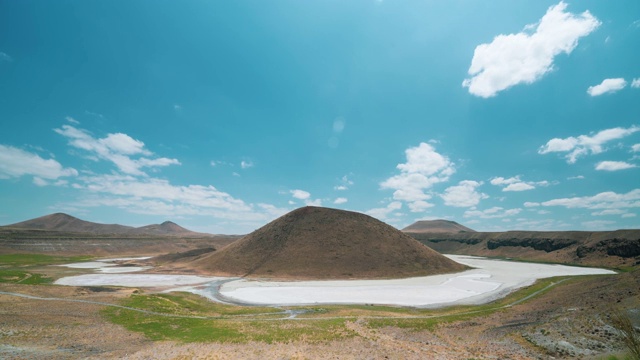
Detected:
left=190, top=206, right=465, bottom=279
left=403, top=219, right=476, bottom=233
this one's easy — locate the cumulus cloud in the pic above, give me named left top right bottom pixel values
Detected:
left=587, top=78, right=627, bottom=96
left=632, top=144, right=640, bottom=152
left=290, top=189, right=311, bottom=200
left=0, top=145, right=78, bottom=181
left=595, top=161, right=637, bottom=171
left=440, top=180, right=488, bottom=207
left=380, top=142, right=454, bottom=211
left=408, top=200, right=434, bottom=212
left=54, top=124, right=180, bottom=176
left=240, top=160, right=254, bottom=169
left=538, top=125, right=640, bottom=163
left=366, top=201, right=402, bottom=221
left=334, top=197, right=348, bottom=204
left=462, top=2, right=600, bottom=98
left=490, top=176, right=548, bottom=191
left=464, top=207, right=522, bottom=219
left=289, top=189, right=321, bottom=206
left=631, top=78, right=640, bottom=88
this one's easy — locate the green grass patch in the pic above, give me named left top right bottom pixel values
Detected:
left=0, top=269, right=53, bottom=285
left=103, top=292, right=350, bottom=343
left=0, top=253, right=92, bottom=267
left=122, top=292, right=280, bottom=317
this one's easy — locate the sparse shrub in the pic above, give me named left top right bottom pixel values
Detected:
left=610, top=308, right=640, bottom=360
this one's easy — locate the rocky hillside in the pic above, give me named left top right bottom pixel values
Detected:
left=408, top=230, right=640, bottom=268
left=187, top=206, right=466, bottom=279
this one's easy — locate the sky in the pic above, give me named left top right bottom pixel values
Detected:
left=1, top=1, right=639, bottom=234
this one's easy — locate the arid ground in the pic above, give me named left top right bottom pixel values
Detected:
left=1, top=251, right=638, bottom=359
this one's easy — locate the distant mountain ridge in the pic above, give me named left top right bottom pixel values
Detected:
left=403, top=219, right=476, bottom=233
left=3, top=213, right=207, bottom=237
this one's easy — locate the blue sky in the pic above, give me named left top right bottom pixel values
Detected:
left=1, top=1, right=639, bottom=234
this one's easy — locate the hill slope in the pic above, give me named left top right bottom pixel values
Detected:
left=189, top=206, right=465, bottom=279
left=403, top=220, right=475, bottom=233
left=5, top=213, right=134, bottom=234
left=4, top=213, right=205, bottom=237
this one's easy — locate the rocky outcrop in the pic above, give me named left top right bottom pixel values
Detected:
left=487, top=238, right=577, bottom=252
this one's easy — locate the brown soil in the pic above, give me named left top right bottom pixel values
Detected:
left=187, top=206, right=466, bottom=279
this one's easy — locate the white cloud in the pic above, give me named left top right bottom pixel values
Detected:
left=65, top=116, right=80, bottom=124
left=65, top=173, right=289, bottom=231
left=631, top=144, right=640, bottom=152
left=587, top=78, right=627, bottom=96
left=100, top=133, right=151, bottom=155
left=290, top=189, right=311, bottom=200
left=333, top=197, right=348, bottom=204
left=591, top=209, right=627, bottom=216
left=289, top=189, right=321, bottom=206
left=0, top=145, right=78, bottom=180
left=365, top=201, right=402, bottom=221
left=462, top=2, right=600, bottom=98
left=380, top=142, right=454, bottom=211
left=541, top=189, right=640, bottom=210
left=504, top=182, right=536, bottom=192
left=538, top=125, right=640, bottom=163
left=334, top=175, right=354, bottom=191
left=440, top=180, right=488, bottom=207
left=464, top=207, right=522, bottom=219
left=305, top=199, right=323, bottom=206
left=631, top=78, right=640, bottom=88
left=595, top=161, right=636, bottom=171
left=567, top=175, right=585, bottom=180
left=54, top=124, right=180, bottom=176
left=32, top=177, right=48, bottom=187
left=622, top=213, right=637, bottom=218
left=524, top=202, right=540, bottom=207
left=240, top=160, right=254, bottom=169
left=490, top=176, right=548, bottom=191
left=408, top=200, right=434, bottom=212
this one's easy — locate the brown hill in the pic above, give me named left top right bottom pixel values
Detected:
left=403, top=219, right=475, bottom=233
left=129, top=221, right=196, bottom=236
left=5, top=213, right=134, bottom=234
left=4, top=213, right=205, bottom=237
left=188, top=206, right=465, bottom=279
